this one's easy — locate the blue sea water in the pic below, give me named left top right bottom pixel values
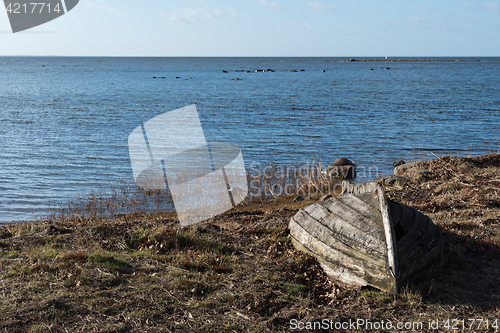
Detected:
left=1, top=57, right=499, bottom=223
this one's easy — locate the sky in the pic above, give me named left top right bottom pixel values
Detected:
left=1, top=0, right=499, bottom=56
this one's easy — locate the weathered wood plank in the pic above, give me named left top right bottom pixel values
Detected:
left=347, top=192, right=380, bottom=210
left=341, top=181, right=378, bottom=195
left=396, top=205, right=431, bottom=256
left=400, top=231, right=447, bottom=282
left=321, top=198, right=383, bottom=236
left=291, top=210, right=387, bottom=263
left=290, top=219, right=392, bottom=289
left=339, top=193, right=385, bottom=240
left=290, top=219, right=388, bottom=271
left=388, top=200, right=403, bottom=228
left=393, top=200, right=416, bottom=232
left=377, top=185, right=399, bottom=294
left=399, top=218, right=439, bottom=265
left=290, top=237, right=371, bottom=287
left=339, top=194, right=381, bottom=220
left=300, top=204, right=387, bottom=259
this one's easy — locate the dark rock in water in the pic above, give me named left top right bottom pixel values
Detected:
left=324, top=157, right=356, bottom=179
left=153, top=77, right=156, bottom=79
left=392, top=160, right=405, bottom=167
left=329, top=157, right=355, bottom=166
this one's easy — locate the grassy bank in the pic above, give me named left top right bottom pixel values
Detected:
left=1, top=154, right=499, bottom=332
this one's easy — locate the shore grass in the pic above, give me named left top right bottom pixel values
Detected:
left=40, top=161, right=336, bottom=224
left=1, top=154, right=500, bottom=332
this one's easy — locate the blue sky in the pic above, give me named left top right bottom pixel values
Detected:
left=1, top=0, right=499, bottom=56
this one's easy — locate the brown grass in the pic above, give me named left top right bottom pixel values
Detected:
left=1, top=154, right=500, bottom=332
left=42, top=161, right=338, bottom=224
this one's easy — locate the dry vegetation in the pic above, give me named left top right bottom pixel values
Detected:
left=0, top=154, right=499, bottom=332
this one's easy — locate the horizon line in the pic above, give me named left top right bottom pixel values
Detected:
left=0, top=55, right=499, bottom=58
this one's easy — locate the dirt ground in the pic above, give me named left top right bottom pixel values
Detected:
left=1, top=154, right=499, bottom=332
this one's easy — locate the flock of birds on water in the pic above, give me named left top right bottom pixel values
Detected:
left=152, top=65, right=391, bottom=81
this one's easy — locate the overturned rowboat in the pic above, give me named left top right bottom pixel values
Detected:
left=289, top=182, right=448, bottom=294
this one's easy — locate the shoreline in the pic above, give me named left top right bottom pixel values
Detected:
left=1, top=152, right=499, bottom=332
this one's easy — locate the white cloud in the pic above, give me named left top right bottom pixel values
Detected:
left=290, top=20, right=312, bottom=29
left=347, top=28, right=361, bottom=35
left=85, top=1, right=129, bottom=16
left=460, top=2, right=473, bottom=10
left=483, top=1, right=500, bottom=12
left=213, top=8, right=222, bottom=17
left=229, top=7, right=238, bottom=17
left=409, top=15, right=423, bottom=23
left=256, top=0, right=288, bottom=11
left=461, top=0, right=500, bottom=13
left=457, top=13, right=482, bottom=23
left=307, top=1, right=340, bottom=12
left=160, top=7, right=222, bottom=24
left=179, top=0, right=207, bottom=3
left=369, top=22, right=389, bottom=31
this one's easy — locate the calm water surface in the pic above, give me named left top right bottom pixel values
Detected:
left=1, top=57, right=499, bottom=223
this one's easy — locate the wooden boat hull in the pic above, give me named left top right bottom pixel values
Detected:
left=289, top=182, right=448, bottom=294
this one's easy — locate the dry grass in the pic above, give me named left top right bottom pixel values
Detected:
left=0, top=154, right=499, bottom=332
left=40, top=161, right=339, bottom=224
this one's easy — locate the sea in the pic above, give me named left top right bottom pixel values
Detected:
left=1, top=57, right=499, bottom=224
